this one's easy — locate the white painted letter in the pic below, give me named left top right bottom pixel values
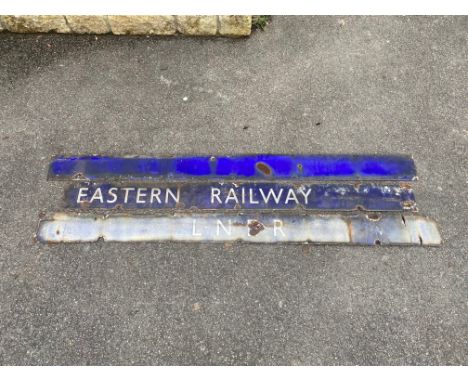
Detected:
left=122, top=187, right=135, bottom=203
left=150, top=188, right=161, bottom=204
left=298, top=187, right=312, bottom=204
left=225, top=188, right=239, bottom=204
left=216, top=219, right=232, bottom=236
left=107, top=187, right=118, bottom=203
left=192, top=219, right=202, bottom=236
left=211, top=187, right=222, bottom=204
left=249, top=188, right=259, bottom=204
left=136, top=188, right=147, bottom=204
left=165, top=188, right=180, bottom=203
left=285, top=188, right=299, bottom=204
left=274, top=219, right=286, bottom=237
left=89, top=188, right=104, bottom=203
left=77, top=187, right=88, bottom=203
left=259, top=187, right=283, bottom=204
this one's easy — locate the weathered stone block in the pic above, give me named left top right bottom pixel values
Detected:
left=108, top=16, right=176, bottom=35
left=65, top=16, right=110, bottom=34
left=219, top=16, right=252, bottom=36
left=0, top=15, right=253, bottom=37
left=1, top=15, right=70, bottom=33
left=176, top=16, right=217, bottom=36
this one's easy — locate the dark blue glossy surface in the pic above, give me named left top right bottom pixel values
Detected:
left=49, top=155, right=417, bottom=180
left=65, top=182, right=416, bottom=211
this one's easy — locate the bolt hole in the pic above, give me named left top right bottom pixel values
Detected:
left=374, top=239, right=381, bottom=246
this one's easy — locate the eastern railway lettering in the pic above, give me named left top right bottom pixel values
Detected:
left=67, top=182, right=415, bottom=211
left=77, top=187, right=180, bottom=205
left=210, top=186, right=311, bottom=205
left=75, top=185, right=314, bottom=207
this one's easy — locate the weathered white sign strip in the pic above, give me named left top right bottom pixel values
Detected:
left=36, top=212, right=441, bottom=245
left=38, top=154, right=441, bottom=246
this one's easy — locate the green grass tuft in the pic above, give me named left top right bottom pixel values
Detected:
left=252, top=16, right=271, bottom=31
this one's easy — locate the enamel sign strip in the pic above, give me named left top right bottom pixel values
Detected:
left=48, top=155, right=417, bottom=181
left=37, top=154, right=441, bottom=245
left=37, top=212, right=441, bottom=245
left=65, top=182, right=416, bottom=211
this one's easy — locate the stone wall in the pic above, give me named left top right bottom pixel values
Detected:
left=0, top=15, right=252, bottom=36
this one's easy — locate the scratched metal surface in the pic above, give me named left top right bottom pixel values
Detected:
left=65, top=182, right=416, bottom=211
left=36, top=212, right=441, bottom=246
left=48, top=155, right=417, bottom=181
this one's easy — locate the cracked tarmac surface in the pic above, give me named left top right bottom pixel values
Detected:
left=0, top=16, right=467, bottom=365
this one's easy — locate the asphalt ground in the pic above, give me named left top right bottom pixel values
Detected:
left=0, top=16, right=466, bottom=365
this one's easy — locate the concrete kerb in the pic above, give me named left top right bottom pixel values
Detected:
left=0, top=15, right=253, bottom=37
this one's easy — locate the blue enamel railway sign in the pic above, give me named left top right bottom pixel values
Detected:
left=65, top=182, right=416, bottom=211
left=49, top=154, right=417, bottom=181
left=37, top=155, right=440, bottom=245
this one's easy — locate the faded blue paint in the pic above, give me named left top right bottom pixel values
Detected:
left=65, top=182, right=416, bottom=211
left=49, top=155, right=417, bottom=181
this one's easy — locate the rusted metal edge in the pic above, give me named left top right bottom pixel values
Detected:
left=65, top=182, right=417, bottom=211
left=36, top=212, right=441, bottom=245
left=48, top=155, right=418, bottom=181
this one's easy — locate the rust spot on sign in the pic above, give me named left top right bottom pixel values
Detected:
left=400, top=182, right=412, bottom=190
left=366, top=212, right=382, bottom=221
left=402, top=200, right=415, bottom=210
left=80, top=200, right=91, bottom=208
left=256, top=162, right=272, bottom=176
left=248, top=220, right=265, bottom=236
